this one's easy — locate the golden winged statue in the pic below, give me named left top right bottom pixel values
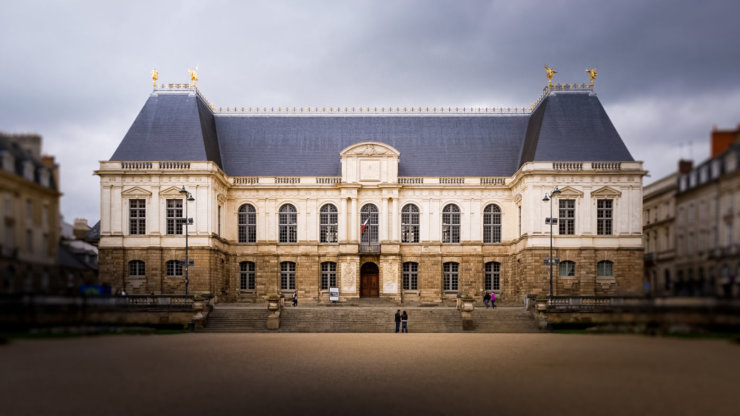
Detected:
left=586, top=67, right=598, bottom=85
left=544, top=65, right=557, bottom=86
left=151, top=68, right=158, bottom=87
left=188, top=68, right=198, bottom=85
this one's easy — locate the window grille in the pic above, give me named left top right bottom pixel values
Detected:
left=401, top=204, right=419, bottom=243
left=442, top=204, right=460, bottom=243
left=360, top=204, right=379, bottom=244
left=166, top=260, right=182, bottom=276
left=597, top=260, right=613, bottom=277
left=320, top=204, right=338, bottom=243
left=485, top=262, right=501, bottom=291
left=558, top=199, right=575, bottom=235
left=320, top=262, right=337, bottom=290
left=240, top=261, right=256, bottom=290
left=279, top=204, right=297, bottom=243
left=129, top=260, right=145, bottom=277
left=402, top=262, right=418, bottom=290
left=280, top=261, right=296, bottom=290
left=129, top=199, right=146, bottom=235
left=238, top=204, right=257, bottom=243
left=483, top=204, right=501, bottom=243
left=559, top=261, right=576, bottom=277
left=597, top=199, right=613, bottom=235
left=443, top=262, right=459, bottom=291
left=166, top=199, right=183, bottom=235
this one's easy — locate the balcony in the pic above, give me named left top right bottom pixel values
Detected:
left=359, top=243, right=380, bottom=254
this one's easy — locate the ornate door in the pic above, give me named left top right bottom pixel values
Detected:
left=360, top=262, right=379, bottom=297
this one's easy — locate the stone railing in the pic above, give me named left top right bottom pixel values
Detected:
left=121, top=162, right=153, bottom=169
left=233, top=177, right=259, bottom=185
left=160, top=161, right=191, bottom=170
left=480, top=177, right=506, bottom=185
left=591, top=162, right=622, bottom=171
left=359, top=243, right=380, bottom=253
left=316, top=177, right=341, bottom=184
left=274, top=177, right=301, bottom=184
left=552, top=162, right=583, bottom=171
left=439, top=177, right=465, bottom=185
left=399, top=177, right=424, bottom=184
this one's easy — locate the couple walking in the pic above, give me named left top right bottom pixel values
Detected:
left=483, top=291, right=496, bottom=308
left=394, top=310, right=408, bottom=333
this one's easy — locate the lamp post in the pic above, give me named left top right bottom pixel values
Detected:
left=179, top=186, right=195, bottom=295
left=543, top=187, right=561, bottom=297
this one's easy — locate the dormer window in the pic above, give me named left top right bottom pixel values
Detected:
left=23, top=161, right=34, bottom=182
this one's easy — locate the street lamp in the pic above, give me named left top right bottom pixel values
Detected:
left=179, top=186, right=195, bottom=295
left=543, top=186, right=562, bottom=297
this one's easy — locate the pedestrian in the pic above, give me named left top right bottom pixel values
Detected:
left=483, top=291, right=491, bottom=308
left=491, top=291, right=496, bottom=309
left=401, top=310, right=408, bottom=333
left=292, top=291, right=298, bottom=307
left=394, top=309, right=401, bottom=333
left=120, top=288, right=127, bottom=297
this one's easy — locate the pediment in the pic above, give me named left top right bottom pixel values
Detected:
left=591, top=186, right=622, bottom=198
left=160, top=186, right=185, bottom=197
left=340, top=142, right=400, bottom=158
left=121, top=186, right=152, bottom=197
left=558, top=186, right=583, bottom=198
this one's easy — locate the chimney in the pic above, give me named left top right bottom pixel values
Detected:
left=711, top=127, right=737, bottom=158
left=73, top=218, right=90, bottom=240
left=41, top=155, right=59, bottom=189
left=3, top=133, right=42, bottom=159
left=678, top=159, right=693, bottom=174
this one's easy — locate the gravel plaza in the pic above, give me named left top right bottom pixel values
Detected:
left=1, top=333, right=737, bottom=415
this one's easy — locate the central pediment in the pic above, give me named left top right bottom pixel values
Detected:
left=340, top=142, right=400, bottom=184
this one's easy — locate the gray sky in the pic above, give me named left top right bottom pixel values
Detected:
left=1, top=0, right=739, bottom=223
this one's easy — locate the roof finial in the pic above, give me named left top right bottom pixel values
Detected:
left=586, top=67, right=598, bottom=86
left=187, top=67, right=198, bottom=86
left=151, top=68, right=158, bottom=88
left=544, top=65, right=557, bottom=87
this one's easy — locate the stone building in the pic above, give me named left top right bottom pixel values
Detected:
left=0, top=133, right=61, bottom=293
left=642, top=171, right=677, bottom=296
left=96, top=80, right=644, bottom=303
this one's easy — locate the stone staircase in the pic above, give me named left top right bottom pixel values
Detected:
left=200, top=305, right=540, bottom=333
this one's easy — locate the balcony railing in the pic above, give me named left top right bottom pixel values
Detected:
left=359, top=243, right=380, bottom=254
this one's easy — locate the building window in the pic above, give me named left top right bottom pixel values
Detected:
left=559, top=200, right=575, bottom=235
left=559, top=260, right=576, bottom=277
left=26, top=199, right=32, bottom=224
left=402, top=262, right=418, bottom=290
left=485, top=262, right=501, bottom=291
left=597, top=260, right=613, bottom=277
left=129, top=260, right=145, bottom=277
left=442, top=204, right=460, bottom=243
left=320, top=204, right=338, bottom=243
left=320, top=262, right=337, bottom=290
left=597, top=199, right=613, bottom=235
left=166, top=260, right=182, bottom=277
left=360, top=204, right=379, bottom=244
left=483, top=204, right=502, bottom=243
left=279, top=204, right=297, bottom=243
left=238, top=204, right=256, bottom=243
left=26, top=229, right=32, bottom=253
left=129, top=199, right=146, bottom=235
left=280, top=261, right=296, bottom=290
left=166, top=199, right=183, bottom=235
left=401, top=204, right=419, bottom=243
left=240, top=261, right=255, bottom=290
left=443, top=262, right=459, bottom=291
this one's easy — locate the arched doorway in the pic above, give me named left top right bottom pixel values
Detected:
left=360, top=262, right=379, bottom=298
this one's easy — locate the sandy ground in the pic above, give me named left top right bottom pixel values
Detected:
left=0, top=333, right=737, bottom=416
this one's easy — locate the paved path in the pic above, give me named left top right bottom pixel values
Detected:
left=1, top=333, right=737, bottom=415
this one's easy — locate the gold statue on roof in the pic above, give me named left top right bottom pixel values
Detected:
left=586, top=67, right=598, bottom=85
left=187, top=68, right=198, bottom=85
left=544, top=65, right=557, bottom=87
left=151, top=68, right=158, bottom=87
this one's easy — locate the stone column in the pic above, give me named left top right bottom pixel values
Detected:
left=380, top=197, right=389, bottom=241
left=150, top=187, right=159, bottom=235
left=350, top=197, right=358, bottom=242
left=391, top=197, right=398, bottom=241
left=339, top=197, right=348, bottom=242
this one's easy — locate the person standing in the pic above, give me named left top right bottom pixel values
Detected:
left=483, top=291, right=491, bottom=308
left=491, top=291, right=496, bottom=309
left=401, top=310, right=408, bottom=333
left=394, top=310, right=401, bottom=333
left=292, top=291, right=298, bottom=307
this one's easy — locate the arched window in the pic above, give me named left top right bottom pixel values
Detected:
left=443, top=262, right=459, bottom=291
left=238, top=204, right=256, bottom=243
left=166, top=260, right=182, bottom=277
left=559, top=261, right=575, bottom=277
left=483, top=204, right=501, bottom=243
left=401, top=204, right=419, bottom=243
left=320, top=204, right=338, bottom=243
left=280, top=261, right=296, bottom=290
left=279, top=204, right=297, bottom=243
left=402, top=262, right=418, bottom=290
left=129, top=260, right=145, bottom=277
left=240, top=261, right=256, bottom=290
left=320, top=262, right=336, bottom=290
left=485, top=262, right=501, bottom=291
left=597, top=260, right=613, bottom=277
left=442, top=204, right=460, bottom=243
left=360, top=204, right=378, bottom=244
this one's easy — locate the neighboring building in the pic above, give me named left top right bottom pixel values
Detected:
left=59, top=218, right=99, bottom=288
left=643, top=171, right=677, bottom=296
left=0, top=133, right=61, bottom=293
left=97, top=80, right=644, bottom=303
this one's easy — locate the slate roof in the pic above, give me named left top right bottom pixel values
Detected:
left=110, top=88, right=634, bottom=177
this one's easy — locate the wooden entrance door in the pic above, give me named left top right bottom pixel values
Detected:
left=360, top=262, right=379, bottom=297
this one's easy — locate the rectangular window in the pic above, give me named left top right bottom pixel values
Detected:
left=558, top=199, right=575, bottom=235
left=129, top=261, right=145, bottom=277
left=166, top=260, right=183, bottom=276
left=26, top=199, right=32, bottom=224
left=240, top=262, right=256, bottom=290
left=402, top=262, right=418, bottom=290
left=129, top=199, right=146, bottom=235
left=485, top=262, right=501, bottom=291
left=320, top=262, right=337, bottom=290
left=443, top=262, right=458, bottom=291
left=597, top=261, right=613, bottom=276
left=26, top=229, right=33, bottom=253
left=559, top=261, right=576, bottom=276
left=597, top=199, right=613, bottom=235
left=166, top=199, right=183, bottom=235
left=280, top=262, right=296, bottom=290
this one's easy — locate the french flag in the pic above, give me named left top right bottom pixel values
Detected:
left=360, top=217, right=369, bottom=235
